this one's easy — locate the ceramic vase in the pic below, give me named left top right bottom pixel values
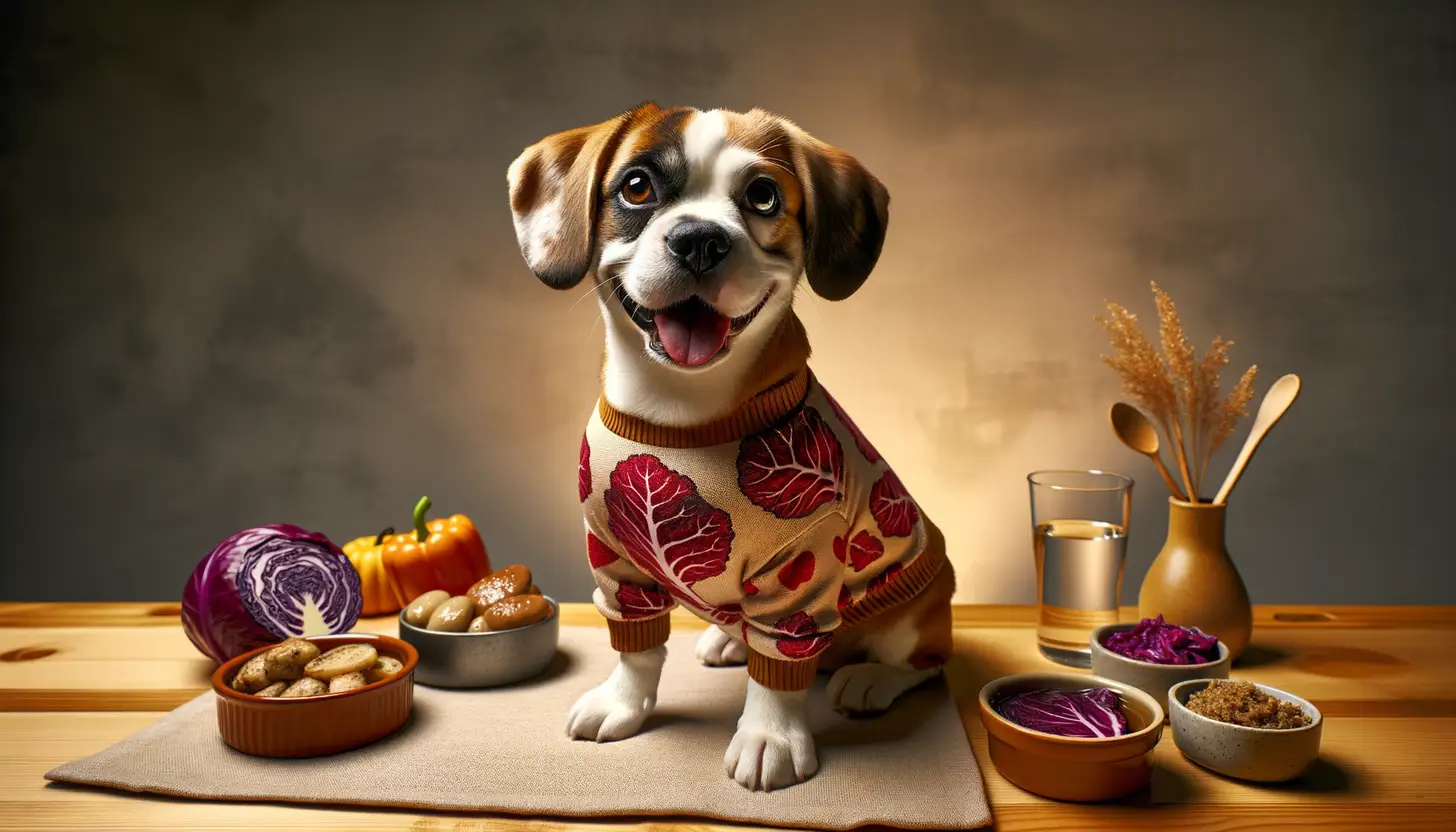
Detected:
left=1137, top=498, right=1252, bottom=661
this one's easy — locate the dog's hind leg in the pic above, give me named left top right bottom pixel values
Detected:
left=827, top=662, right=939, bottom=716
left=695, top=625, right=748, bottom=667
left=827, top=565, right=954, bottom=716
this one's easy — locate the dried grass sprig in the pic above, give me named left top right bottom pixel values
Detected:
left=1152, top=283, right=1197, bottom=497
left=1212, top=364, right=1258, bottom=457
left=1097, top=282, right=1259, bottom=502
left=1095, top=302, right=1178, bottom=442
left=1191, top=336, right=1232, bottom=492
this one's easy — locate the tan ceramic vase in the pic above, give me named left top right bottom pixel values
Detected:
left=1137, top=498, right=1253, bottom=662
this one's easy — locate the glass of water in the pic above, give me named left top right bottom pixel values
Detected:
left=1027, top=470, right=1134, bottom=668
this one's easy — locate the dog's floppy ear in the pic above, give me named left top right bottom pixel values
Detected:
left=507, top=104, right=656, bottom=289
left=790, top=131, right=890, bottom=301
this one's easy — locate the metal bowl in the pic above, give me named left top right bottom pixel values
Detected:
left=397, top=595, right=560, bottom=688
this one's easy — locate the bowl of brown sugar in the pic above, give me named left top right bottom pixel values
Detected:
left=1168, top=679, right=1323, bottom=782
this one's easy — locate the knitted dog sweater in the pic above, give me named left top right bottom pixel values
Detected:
left=578, top=368, right=946, bottom=691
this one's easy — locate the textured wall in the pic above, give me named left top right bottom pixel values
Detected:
left=2, top=0, right=1452, bottom=604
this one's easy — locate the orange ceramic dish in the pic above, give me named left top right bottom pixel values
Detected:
left=210, top=633, right=418, bottom=758
left=978, top=672, right=1165, bottom=802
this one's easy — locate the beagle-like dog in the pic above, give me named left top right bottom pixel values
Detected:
left=507, top=103, right=954, bottom=792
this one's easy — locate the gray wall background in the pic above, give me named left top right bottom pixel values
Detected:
left=2, top=0, right=1452, bottom=605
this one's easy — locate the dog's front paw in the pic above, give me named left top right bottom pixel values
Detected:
left=723, top=679, right=818, bottom=791
left=724, top=722, right=818, bottom=792
left=565, top=645, right=665, bottom=742
left=566, top=684, right=652, bottom=742
left=695, top=627, right=748, bottom=667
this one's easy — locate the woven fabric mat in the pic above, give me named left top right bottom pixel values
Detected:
left=46, top=626, right=990, bottom=830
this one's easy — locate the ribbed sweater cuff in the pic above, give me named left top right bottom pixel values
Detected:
left=840, top=536, right=949, bottom=628
left=747, top=649, right=819, bottom=691
left=607, top=614, right=671, bottom=652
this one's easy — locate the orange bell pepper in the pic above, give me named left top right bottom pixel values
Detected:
left=343, top=527, right=410, bottom=616
left=379, top=496, right=492, bottom=604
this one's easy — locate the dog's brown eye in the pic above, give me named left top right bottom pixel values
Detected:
left=620, top=171, right=656, bottom=206
left=744, top=178, right=779, bottom=215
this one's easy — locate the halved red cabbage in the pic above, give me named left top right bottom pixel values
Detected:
left=994, top=687, right=1128, bottom=738
left=181, top=524, right=362, bottom=664
left=1103, top=614, right=1221, bottom=665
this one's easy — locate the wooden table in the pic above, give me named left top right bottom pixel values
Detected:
left=2, top=603, right=1453, bottom=831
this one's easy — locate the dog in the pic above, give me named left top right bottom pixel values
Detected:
left=507, top=103, right=954, bottom=792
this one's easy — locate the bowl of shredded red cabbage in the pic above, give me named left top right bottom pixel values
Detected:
left=1102, top=615, right=1221, bottom=665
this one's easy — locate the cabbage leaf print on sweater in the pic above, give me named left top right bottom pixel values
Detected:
left=579, top=370, right=946, bottom=691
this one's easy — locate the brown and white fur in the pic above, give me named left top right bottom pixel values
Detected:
left=507, top=103, right=954, bottom=792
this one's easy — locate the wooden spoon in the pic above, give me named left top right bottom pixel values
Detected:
left=1213, top=373, right=1301, bottom=505
left=1109, top=402, right=1188, bottom=501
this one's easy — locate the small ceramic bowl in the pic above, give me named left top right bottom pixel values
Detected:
left=211, top=633, right=417, bottom=758
left=1090, top=622, right=1232, bottom=718
left=398, top=595, right=560, bottom=688
left=978, top=672, right=1165, bottom=802
left=1168, top=679, right=1323, bottom=782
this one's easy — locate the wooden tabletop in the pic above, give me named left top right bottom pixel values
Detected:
left=2, top=603, right=1453, bottom=831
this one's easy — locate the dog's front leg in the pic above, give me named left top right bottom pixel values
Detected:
left=723, top=677, right=818, bottom=791
left=566, top=644, right=666, bottom=742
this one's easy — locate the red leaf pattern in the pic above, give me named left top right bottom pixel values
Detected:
left=774, top=611, right=833, bottom=659
left=824, top=390, right=881, bottom=464
left=743, top=580, right=759, bottom=596
left=586, top=531, right=618, bottom=569
left=777, top=551, right=816, bottom=591
left=617, top=583, right=673, bottom=619
left=835, top=530, right=885, bottom=572
left=578, top=434, right=591, bottom=502
left=868, top=563, right=904, bottom=595
left=736, top=406, right=843, bottom=519
left=870, top=471, right=920, bottom=538
left=604, top=454, right=741, bottom=625
left=837, top=585, right=852, bottom=610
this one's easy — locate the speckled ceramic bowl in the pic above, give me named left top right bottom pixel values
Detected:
left=978, top=672, right=1165, bottom=802
left=1169, top=679, right=1323, bottom=782
left=1090, top=622, right=1231, bottom=719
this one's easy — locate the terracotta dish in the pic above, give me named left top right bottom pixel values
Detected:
left=978, top=672, right=1165, bottom=802
left=210, top=633, right=417, bottom=758
left=1090, top=622, right=1231, bottom=718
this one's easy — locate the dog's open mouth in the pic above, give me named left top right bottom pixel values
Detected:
left=616, top=286, right=771, bottom=367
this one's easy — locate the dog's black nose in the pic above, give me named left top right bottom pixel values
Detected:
left=664, top=220, right=732, bottom=275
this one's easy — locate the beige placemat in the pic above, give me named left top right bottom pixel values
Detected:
left=46, top=626, right=989, bottom=830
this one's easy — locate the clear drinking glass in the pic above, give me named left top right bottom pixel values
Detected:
left=1028, top=470, right=1134, bottom=668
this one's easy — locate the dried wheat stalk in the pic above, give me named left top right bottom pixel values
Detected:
left=1097, top=282, right=1258, bottom=502
left=1152, top=284, right=1197, bottom=496
left=1192, top=336, right=1232, bottom=492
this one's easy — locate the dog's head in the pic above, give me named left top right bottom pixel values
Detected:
left=507, top=103, right=889, bottom=370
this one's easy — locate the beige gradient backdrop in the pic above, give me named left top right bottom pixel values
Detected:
left=1, top=1, right=1451, bottom=604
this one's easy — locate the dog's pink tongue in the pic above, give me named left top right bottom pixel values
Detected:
left=655, top=302, right=732, bottom=366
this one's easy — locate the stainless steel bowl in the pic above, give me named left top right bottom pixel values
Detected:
left=397, top=596, right=560, bottom=688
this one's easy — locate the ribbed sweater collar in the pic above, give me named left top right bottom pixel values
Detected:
left=596, top=368, right=810, bottom=448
